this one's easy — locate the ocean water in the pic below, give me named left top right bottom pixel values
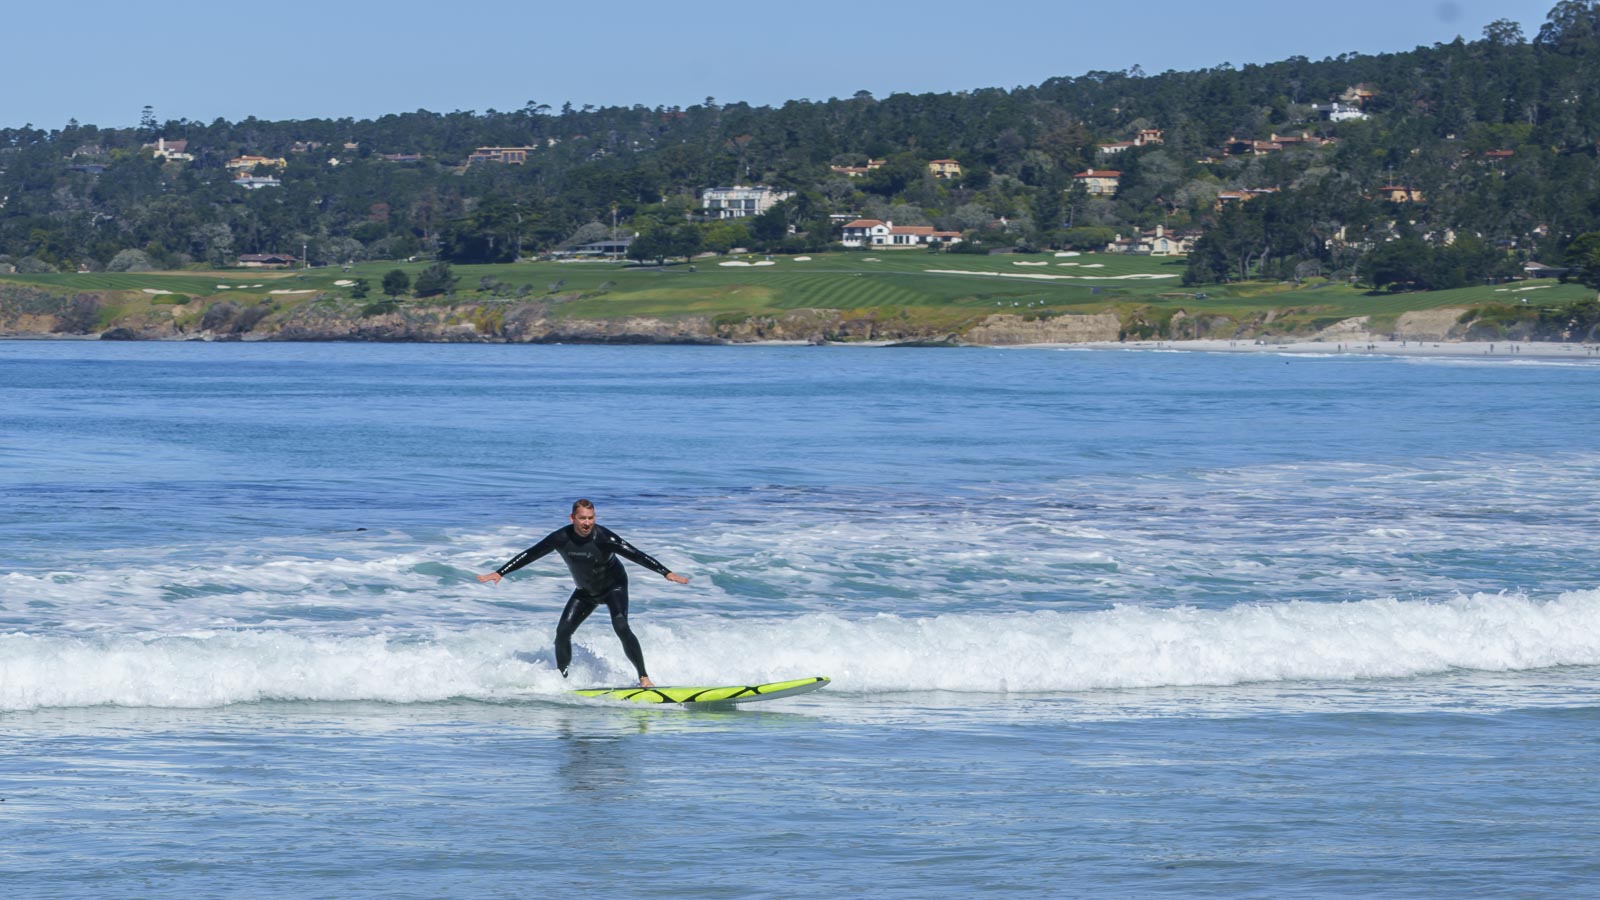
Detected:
left=3, top=340, right=1599, bottom=897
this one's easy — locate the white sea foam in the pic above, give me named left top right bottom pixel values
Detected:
left=3, top=590, right=1597, bottom=711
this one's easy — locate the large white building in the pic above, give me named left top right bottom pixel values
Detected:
left=839, top=219, right=963, bottom=248
left=701, top=185, right=794, bottom=219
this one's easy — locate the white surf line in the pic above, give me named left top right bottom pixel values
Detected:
left=924, top=269, right=1180, bottom=281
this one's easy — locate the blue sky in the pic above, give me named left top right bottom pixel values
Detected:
left=1, top=0, right=1562, bottom=130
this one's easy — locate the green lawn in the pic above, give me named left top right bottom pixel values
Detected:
left=3, top=252, right=1590, bottom=325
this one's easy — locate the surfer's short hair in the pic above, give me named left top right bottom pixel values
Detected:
left=572, top=498, right=595, bottom=515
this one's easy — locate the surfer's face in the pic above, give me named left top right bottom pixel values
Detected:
left=571, top=506, right=596, bottom=536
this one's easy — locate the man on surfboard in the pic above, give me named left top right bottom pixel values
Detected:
left=478, top=499, right=689, bottom=688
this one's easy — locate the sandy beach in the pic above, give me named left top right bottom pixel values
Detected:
left=1054, top=338, right=1600, bottom=360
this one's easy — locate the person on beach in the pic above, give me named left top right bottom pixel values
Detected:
left=477, top=499, right=689, bottom=687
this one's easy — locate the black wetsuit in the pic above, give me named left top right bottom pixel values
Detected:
left=496, top=524, right=673, bottom=678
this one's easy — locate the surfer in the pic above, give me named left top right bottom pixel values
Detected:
left=477, top=499, right=689, bottom=687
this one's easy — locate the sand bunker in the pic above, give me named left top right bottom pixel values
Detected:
left=334, top=279, right=355, bottom=286
left=793, top=256, right=812, bottom=261
left=1055, top=251, right=1081, bottom=257
left=141, top=289, right=166, bottom=294
left=1013, top=261, right=1049, bottom=267
left=269, top=289, right=317, bottom=295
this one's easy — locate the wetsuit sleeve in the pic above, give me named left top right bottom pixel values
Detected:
left=600, top=527, right=673, bottom=577
left=496, top=530, right=563, bottom=577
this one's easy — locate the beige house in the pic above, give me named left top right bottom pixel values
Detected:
left=1378, top=185, right=1425, bottom=203
left=1073, top=169, right=1122, bottom=196
left=1215, top=188, right=1280, bottom=210
left=1105, top=225, right=1201, bottom=256
left=225, top=155, right=288, bottom=170
left=927, top=159, right=962, bottom=179
left=468, top=147, right=535, bottom=164
left=144, top=138, right=193, bottom=162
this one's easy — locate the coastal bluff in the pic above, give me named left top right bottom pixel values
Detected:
left=0, top=282, right=1554, bottom=346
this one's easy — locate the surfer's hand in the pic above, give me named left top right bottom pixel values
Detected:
left=477, top=572, right=502, bottom=585
left=666, top=572, right=689, bottom=585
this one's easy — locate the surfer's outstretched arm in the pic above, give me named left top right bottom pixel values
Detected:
left=477, top=530, right=563, bottom=584
left=600, top=527, right=691, bottom=584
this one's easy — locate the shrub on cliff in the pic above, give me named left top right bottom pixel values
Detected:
left=201, top=302, right=238, bottom=332
left=53, top=294, right=101, bottom=334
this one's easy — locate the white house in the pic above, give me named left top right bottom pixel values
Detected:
left=701, top=185, right=794, bottom=219
left=1314, top=102, right=1369, bottom=122
left=840, top=219, right=962, bottom=248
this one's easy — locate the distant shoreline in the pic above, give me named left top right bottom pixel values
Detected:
left=8, top=333, right=1600, bottom=361
left=1022, top=338, right=1600, bottom=360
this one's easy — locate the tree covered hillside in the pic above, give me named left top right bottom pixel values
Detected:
left=3, top=2, right=1600, bottom=290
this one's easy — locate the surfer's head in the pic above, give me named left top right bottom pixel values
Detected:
left=570, top=498, right=596, bottom=536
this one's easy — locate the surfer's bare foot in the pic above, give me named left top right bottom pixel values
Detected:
left=639, top=676, right=654, bottom=688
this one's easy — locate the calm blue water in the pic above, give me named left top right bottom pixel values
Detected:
left=3, top=341, right=1600, bottom=897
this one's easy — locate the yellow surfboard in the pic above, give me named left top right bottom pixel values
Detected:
left=573, top=676, right=830, bottom=706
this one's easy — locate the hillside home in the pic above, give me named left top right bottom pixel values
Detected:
left=1270, top=132, right=1335, bottom=148
left=233, top=174, right=282, bottom=190
left=1097, top=128, right=1164, bottom=157
left=1073, top=170, right=1122, bottom=196
left=290, top=141, right=323, bottom=153
left=839, top=219, right=962, bottom=248
left=1314, top=102, right=1369, bottom=122
left=468, top=147, right=535, bottom=165
left=1226, top=137, right=1284, bottom=156
left=1340, top=84, right=1378, bottom=105
left=144, top=138, right=193, bottom=162
left=1105, top=225, right=1201, bottom=256
left=1378, top=185, right=1425, bottom=203
left=927, top=159, right=962, bottom=178
left=237, top=253, right=297, bottom=268
left=701, top=185, right=793, bottom=219
left=1480, top=150, right=1514, bottom=172
left=226, top=155, right=288, bottom=171
left=829, top=159, right=884, bottom=177
left=1524, top=261, right=1569, bottom=278
left=381, top=153, right=424, bottom=163
left=1215, top=188, right=1280, bottom=210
